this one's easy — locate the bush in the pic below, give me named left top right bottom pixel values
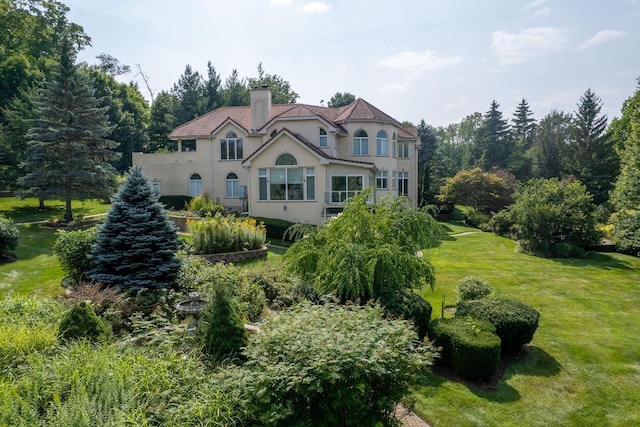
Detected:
left=239, top=265, right=315, bottom=310
left=189, top=215, right=266, bottom=254
left=199, top=286, right=247, bottom=364
left=252, top=216, right=295, bottom=241
left=58, top=301, right=110, bottom=343
left=378, top=289, right=432, bottom=340
left=456, top=298, right=540, bottom=355
left=0, top=213, right=19, bottom=259
left=465, top=208, right=491, bottom=229
left=158, top=194, right=193, bottom=210
left=612, top=209, right=640, bottom=256
left=457, top=276, right=493, bottom=301
left=188, top=192, right=224, bottom=217
left=213, top=303, right=435, bottom=426
left=235, top=278, right=266, bottom=322
left=62, top=282, right=131, bottom=334
left=52, top=227, right=98, bottom=284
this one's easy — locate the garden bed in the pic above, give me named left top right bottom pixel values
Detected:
left=197, top=245, right=268, bottom=264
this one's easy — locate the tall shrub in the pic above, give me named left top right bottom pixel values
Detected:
left=87, top=165, right=180, bottom=292
left=53, top=227, right=98, bottom=284
left=0, top=213, right=19, bottom=260
left=189, top=215, right=265, bottom=254
left=58, top=301, right=110, bottom=343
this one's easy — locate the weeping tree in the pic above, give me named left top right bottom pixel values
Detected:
left=283, top=188, right=443, bottom=302
left=87, top=165, right=180, bottom=292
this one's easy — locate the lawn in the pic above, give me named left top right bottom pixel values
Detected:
left=417, top=230, right=640, bottom=427
left=0, top=197, right=111, bottom=223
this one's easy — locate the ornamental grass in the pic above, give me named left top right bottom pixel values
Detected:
left=189, top=215, right=266, bottom=254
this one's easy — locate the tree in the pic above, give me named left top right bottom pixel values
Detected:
left=566, top=89, right=618, bottom=205
left=437, top=168, right=514, bottom=213
left=327, top=91, right=355, bottom=108
left=527, top=111, right=571, bottom=179
left=283, top=188, right=442, bottom=302
left=147, top=91, right=179, bottom=152
left=171, top=64, right=206, bottom=124
left=417, top=119, right=438, bottom=206
left=247, top=63, right=299, bottom=104
left=509, top=99, right=536, bottom=179
left=0, top=213, right=19, bottom=261
left=221, top=68, right=249, bottom=107
left=18, top=38, right=119, bottom=222
left=477, top=100, right=512, bottom=170
left=86, top=165, right=180, bottom=292
left=204, top=61, right=222, bottom=111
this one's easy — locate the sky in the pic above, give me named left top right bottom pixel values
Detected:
left=66, top=0, right=640, bottom=127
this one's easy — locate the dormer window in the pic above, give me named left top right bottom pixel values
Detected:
left=221, top=131, right=243, bottom=160
left=319, top=127, right=328, bottom=147
left=353, top=129, right=369, bottom=156
left=376, top=130, right=388, bottom=156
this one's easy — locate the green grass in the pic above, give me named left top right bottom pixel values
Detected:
left=0, top=197, right=111, bottom=223
left=416, top=229, right=640, bottom=427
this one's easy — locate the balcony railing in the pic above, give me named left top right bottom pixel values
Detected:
left=324, top=191, right=360, bottom=205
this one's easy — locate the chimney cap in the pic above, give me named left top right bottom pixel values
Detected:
left=261, top=84, right=269, bottom=89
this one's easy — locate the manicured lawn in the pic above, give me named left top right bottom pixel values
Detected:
left=0, top=197, right=111, bottom=223
left=417, top=230, right=640, bottom=426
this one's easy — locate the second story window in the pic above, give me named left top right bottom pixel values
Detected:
left=221, top=131, right=243, bottom=160
left=353, top=129, right=369, bottom=156
left=398, top=142, right=409, bottom=158
left=319, top=128, right=328, bottom=147
left=376, top=130, right=388, bottom=156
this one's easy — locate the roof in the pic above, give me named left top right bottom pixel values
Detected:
left=169, top=97, right=408, bottom=140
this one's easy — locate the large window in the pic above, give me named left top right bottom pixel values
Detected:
left=226, top=172, right=239, bottom=198
left=189, top=173, right=202, bottom=197
left=221, top=131, right=243, bottom=160
left=352, top=129, right=368, bottom=156
left=319, top=127, right=328, bottom=147
left=397, top=142, right=409, bottom=159
left=376, top=130, right=388, bottom=156
left=330, top=175, right=363, bottom=203
left=258, top=154, right=315, bottom=201
left=398, top=171, right=409, bottom=196
left=376, top=170, right=388, bottom=189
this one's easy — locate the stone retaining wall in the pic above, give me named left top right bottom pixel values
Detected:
left=169, top=215, right=198, bottom=232
left=197, top=246, right=268, bottom=264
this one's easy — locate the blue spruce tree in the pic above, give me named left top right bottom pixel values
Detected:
left=87, top=165, right=180, bottom=291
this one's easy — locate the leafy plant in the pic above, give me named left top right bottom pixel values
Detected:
left=611, top=209, right=640, bottom=256
left=378, top=289, right=433, bottom=340
left=189, top=215, right=266, bottom=254
left=457, top=276, right=493, bottom=301
left=58, top=301, right=111, bottom=343
left=188, top=192, right=224, bottom=217
left=52, top=227, right=98, bottom=284
left=0, top=212, right=19, bottom=260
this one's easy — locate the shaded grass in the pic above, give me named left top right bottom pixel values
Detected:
left=0, top=197, right=110, bottom=223
left=417, top=229, right=640, bottom=426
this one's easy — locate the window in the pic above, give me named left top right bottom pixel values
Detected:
left=392, top=171, right=397, bottom=189
left=330, top=175, right=363, bottom=203
left=392, top=132, right=397, bottom=157
left=376, top=170, right=388, bottom=189
left=319, top=128, right=328, bottom=147
left=221, top=131, right=243, bottom=160
left=226, top=172, right=239, bottom=198
left=152, top=182, right=160, bottom=196
left=258, top=156, right=315, bottom=201
left=376, top=130, right=388, bottom=156
left=270, top=129, right=277, bottom=138
left=398, top=142, right=409, bottom=158
left=189, top=173, right=202, bottom=197
left=352, top=129, right=368, bottom=156
left=398, top=171, right=409, bottom=196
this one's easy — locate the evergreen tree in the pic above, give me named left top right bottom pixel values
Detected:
left=509, top=98, right=537, bottom=179
left=171, top=64, right=206, bottom=123
left=87, top=165, right=180, bottom=291
left=417, top=119, right=438, bottom=206
left=567, top=89, right=619, bottom=205
left=147, top=91, right=179, bottom=152
left=18, top=38, right=119, bottom=222
left=247, top=63, right=299, bottom=104
left=477, top=100, right=512, bottom=170
left=528, top=111, right=571, bottom=179
left=205, top=61, right=222, bottom=111
left=221, top=68, right=249, bottom=106
left=611, top=81, right=640, bottom=210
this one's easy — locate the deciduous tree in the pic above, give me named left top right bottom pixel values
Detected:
left=327, top=91, right=355, bottom=108
left=247, top=63, right=299, bottom=104
left=437, top=167, right=514, bottom=213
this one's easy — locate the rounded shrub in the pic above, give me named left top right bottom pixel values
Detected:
left=379, top=290, right=432, bottom=340
left=456, top=298, right=540, bottom=355
left=450, top=321, right=501, bottom=381
left=429, top=316, right=497, bottom=366
left=0, top=213, right=19, bottom=260
left=199, top=287, right=248, bottom=364
left=457, top=276, right=493, bottom=301
left=58, top=301, right=110, bottom=343
left=53, top=227, right=98, bottom=284
left=188, top=192, right=224, bottom=217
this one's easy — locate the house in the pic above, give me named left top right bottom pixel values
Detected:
left=133, top=87, right=420, bottom=225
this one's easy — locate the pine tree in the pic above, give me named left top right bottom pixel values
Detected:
left=477, top=100, right=512, bottom=170
left=567, top=89, right=619, bottom=205
left=512, top=98, right=537, bottom=148
left=18, top=38, right=119, bottom=222
left=528, top=111, right=571, bottom=179
left=87, top=165, right=180, bottom=292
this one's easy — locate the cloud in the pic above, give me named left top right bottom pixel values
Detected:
left=269, top=0, right=293, bottom=5
left=380, top=81, right=410, bottom=94
left=378, top=50, right=463, bottom=75
left=531, top=6, right=551, bottom=17
left=301, top=2, right=331, bottom=13
left=445, top=97, right=471, bottom=109
left=578, top=30, right=626, bottom=50
left=491, top=27, right=568, bottom=64
left=522, top=0, right=550, bottom=11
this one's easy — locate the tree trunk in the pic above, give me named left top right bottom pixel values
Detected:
left=38, top=198, right=45, bottom=209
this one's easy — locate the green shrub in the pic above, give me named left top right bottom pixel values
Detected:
left=378, top=289, right=433, bottom=340
left=0, top=212, right=19, bottom=259
left=457, top=276, right=493, bottom=301
left=456, top=298, right=540, bottom=355
left=58, top=301, right=110, bottom=343
left=252, top=216, right=295, bottom=241
left=52, top=227, right=98, bottom=284
left=235, top=278, right=266, bottom=322
left=612, top=209, right=640, bottom=256
left=213, top=303, right=435, bottom=426
left=158, top=194, right=193, bottom=210
left=189, top=215, right=266, bottom=254
left=465, top=208, right=491, bottom=229
left=239, top=265, right=315, bottom=310
left=188, top=192, right=224, bottom=217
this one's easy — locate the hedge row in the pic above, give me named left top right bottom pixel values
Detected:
left=251, top=217, right=295, bottom=242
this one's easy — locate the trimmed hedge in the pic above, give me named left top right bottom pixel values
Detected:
left=158, top=195, right=192, bottom=210
left=457, top=276, right=493, bottom=301
left=379, top=290, right=432, bottom=340
left=251, top=217, right=295, bottom=241
left=456, top=298, right=540, bottom=355
left=429, top=316, right=500, bottom=380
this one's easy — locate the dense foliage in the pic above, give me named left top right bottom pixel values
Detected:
left=189, top=215, right=266, bottom=254
left=187, top=192, right=224, bottom=217
left=456, top=298, right=540, bottom=355
left=0, top=213, right=19, bottom=259
left=284, top=189, right=443, bottom=302
left=457, top=276, right=493, bottom=301
left=87, top=166, right=180, bottom=291
left=57, top=301, right=110, bottom=343
left=52, top=227, right=97, bottom=284
left=437, top=167, right=514, bottom=213
left=378, top=289, right=433, bottom=340
left=214, top=303, right=435, bottom=426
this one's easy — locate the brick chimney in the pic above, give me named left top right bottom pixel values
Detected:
left=250, top=85, right=272, bottom=132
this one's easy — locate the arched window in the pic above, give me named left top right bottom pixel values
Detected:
left=275, top=153, right=297, bottom=165
left=226, top=172, right=239, bottom=198
left=221, top=131, right=243, bottom=160
left=189, top=173, right=202, bottom=197
left=353, top=129, right=368, bottom=156
left=319, top=127, right=328, bottom=147
left=376, top=130, right=388, bottom=156
left=270, top=129, right=278, bottom=138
